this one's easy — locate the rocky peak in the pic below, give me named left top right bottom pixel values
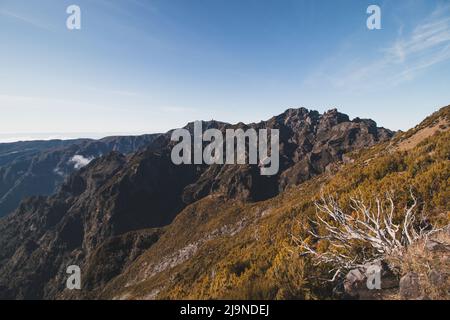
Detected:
left=182, top=120, right=230, bottom=133
left=320, top=108, right=350, bottom=126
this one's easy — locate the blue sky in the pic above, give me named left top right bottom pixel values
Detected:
left=1, top=0, right=450, bottom=140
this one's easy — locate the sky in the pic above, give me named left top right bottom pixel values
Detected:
left=1, top=0, right=450, bottom=141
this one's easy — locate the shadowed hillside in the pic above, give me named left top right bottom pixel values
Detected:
left=2, top=106, right=449, bottom=300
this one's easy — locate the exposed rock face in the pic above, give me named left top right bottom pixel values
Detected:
left=276, top=109, right=391, bottom=189
left=0, top=107, right=394, bottom=299
left=181, top=108, right=393, bottom=203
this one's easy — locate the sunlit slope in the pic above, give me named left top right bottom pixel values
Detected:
left=97, top=106, right=449, bottom=300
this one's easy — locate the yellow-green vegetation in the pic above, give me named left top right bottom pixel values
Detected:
left=100, top=106, right=450, bottom=300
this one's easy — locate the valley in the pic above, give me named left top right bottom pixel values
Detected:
left=0, top=105, right=448, bottom=300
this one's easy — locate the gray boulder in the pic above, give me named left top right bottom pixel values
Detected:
left=399, top=272, right=421, bottom=299
left=343, top=261, right=398, bottom=299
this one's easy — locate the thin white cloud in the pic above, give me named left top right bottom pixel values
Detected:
left=0, top=9, right=54, bottom=31
left=307, top=5, right=450, bottom=91
left=385, top=14, right=450, bottom=63
left=391, top=44, right=450, bottom=84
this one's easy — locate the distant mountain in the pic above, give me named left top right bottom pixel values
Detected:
left=0, top=107, right=395, bottom=299
left=0, top=134, right=162, bottom=218
left=0, top=139, right=88, bottom=167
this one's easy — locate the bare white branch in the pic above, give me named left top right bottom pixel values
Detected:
left=294, top=191, right=437, bottom=280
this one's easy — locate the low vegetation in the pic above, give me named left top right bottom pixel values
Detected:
left=101, top=106, right=449, bottom=300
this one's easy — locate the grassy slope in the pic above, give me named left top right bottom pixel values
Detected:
left=99, top=106, right=450, bottom=300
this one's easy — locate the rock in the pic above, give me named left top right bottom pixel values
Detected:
left=344, top=268, right=366, bottom=298
left=343, top=261, right=399, bottom=299
left=399, top=272, right=421, bottom=299
left=428, top=269, right=446, bottom=287
left=425, top=240, right=450, bottom=252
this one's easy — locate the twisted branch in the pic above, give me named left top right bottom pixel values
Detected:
left=294, top=190, right=437, bottom=280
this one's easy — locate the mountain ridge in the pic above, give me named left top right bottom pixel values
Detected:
left=0, top=106, right=400, bottom=299
left=0, top=134, right=163, bottom=218
left=96, top=105, right=449, bottom=300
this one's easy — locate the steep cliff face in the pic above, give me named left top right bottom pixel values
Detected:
left=0, top=107, right=394, bottom=299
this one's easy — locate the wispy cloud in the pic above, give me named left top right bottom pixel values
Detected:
left=0, top=9, right=54, bottom=31
left=385, top=6, right=450, bottom=84
left=307, top=5, right=450, bottom=91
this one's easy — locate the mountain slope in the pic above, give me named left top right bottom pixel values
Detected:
left=97, top=105, right=449, bottom=300
left=0, top=134, right=161, bottom=218
left=0, top=107, right=394, bottom=299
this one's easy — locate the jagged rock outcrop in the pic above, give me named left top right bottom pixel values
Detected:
left=182, top=108, right=393, bottom=202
